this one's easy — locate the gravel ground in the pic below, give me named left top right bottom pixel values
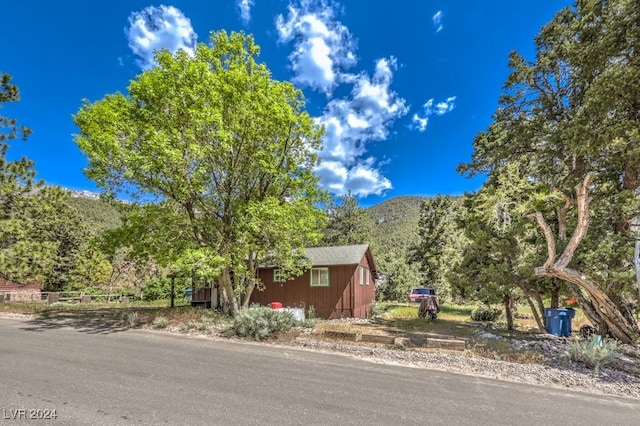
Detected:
left=3, top=311, right=639, bottom=400
left=276, top=334, right=640, bottom=400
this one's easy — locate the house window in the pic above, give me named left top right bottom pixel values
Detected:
left=358, top=266, right=364, bottom=285
left=310, top=267, right=330, bottom=287
left=365, top=268, right=370, bottom=285
left=273, top=269, right=286, bottom=283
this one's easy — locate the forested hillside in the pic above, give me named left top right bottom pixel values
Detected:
left=368, top=196, right=425, bottom=257
left=66, top=195, right=122, bottom=234
left=367, top=196, right=427, bottom=301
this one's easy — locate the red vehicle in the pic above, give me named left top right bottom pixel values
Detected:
left=409, top=288, right=440, bottom=308
left=410, top=288, right=440, bottom=320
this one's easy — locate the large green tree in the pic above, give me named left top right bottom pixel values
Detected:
left=451, top=166, right=548, bottom=331
left=74, top=31, right=327, bottom=314
left=460, top=0, right=640, bottom=342
left=1, top=73, right=94, bottom=289
left=412, top=195, right=466, bottom=300
left=322, top=191, right=374, bottom=246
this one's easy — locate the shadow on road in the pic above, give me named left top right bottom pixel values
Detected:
left=20, top=309, right=134, bottom=335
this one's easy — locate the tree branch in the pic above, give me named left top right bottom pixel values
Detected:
left=553, top=187, right=573, bottom=242
left=528, top=212, right=556, bottom=269
left=555, top=172, right=594, bottom=268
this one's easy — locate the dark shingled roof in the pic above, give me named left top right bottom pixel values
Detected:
left=303, top=244, right=370, bottom=266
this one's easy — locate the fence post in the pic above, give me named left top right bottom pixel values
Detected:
left=47, top=292, right=60, bottom=304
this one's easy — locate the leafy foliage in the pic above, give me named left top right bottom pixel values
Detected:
left=225, top=306, right=296, bottom=341
left=74, top=31, right=327, bottom=314
left=412, top=195, right=466, bottom=300
left=322, top=191, right=374, bottom=246
left=470, top=304, right=502, bottom=322
left=152, top=316, right=169, bottom=329
left=458, top=0, right=640, bottom=341
left=0, top=73, right=102, bottom=290
left=142, top=277, right=190, bottom=302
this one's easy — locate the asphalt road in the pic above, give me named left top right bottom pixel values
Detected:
left=1, top=316, right=639, bottom=425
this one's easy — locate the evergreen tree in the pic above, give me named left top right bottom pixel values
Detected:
left=459, top=1, right=640, bottom=341
left=322, top=191, right=374, bottom=246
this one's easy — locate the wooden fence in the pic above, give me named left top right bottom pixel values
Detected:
left=0, top=291, right=138, bottom=304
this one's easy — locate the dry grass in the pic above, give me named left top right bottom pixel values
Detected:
left=1, top=299, right=598, bottom=365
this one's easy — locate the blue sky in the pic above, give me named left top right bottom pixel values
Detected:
left=1, top=1, right=572, bottom=206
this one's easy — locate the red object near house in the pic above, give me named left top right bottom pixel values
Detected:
left=251, top=244, right=377, bottom=319
left=270, top=302, right=283, bottom=309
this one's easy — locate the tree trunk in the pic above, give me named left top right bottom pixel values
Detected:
left=533, top=288, right=546, bottom=328
left=241, top=252, right=257, bottom=309
left=530, top=173, right=640, bottom=343
left=503, top=293, right=514, bottom=331
left=535, top=267, right=637, bottom=342
left=565, top=282, right=604, bottom=330
left=218, top=267, right=238, bottom=316
left=550, top=285, right=559, bottom=309
left=518, top=280, right=545, bottom=332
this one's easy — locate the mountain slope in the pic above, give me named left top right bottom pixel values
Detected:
left=367, top=196, right=426, bottom=257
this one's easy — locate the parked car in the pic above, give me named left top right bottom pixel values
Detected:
left=410, top=287, right=440, bottom=320
left=408, top=287, right=440, bottom=310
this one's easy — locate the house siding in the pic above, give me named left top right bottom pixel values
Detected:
left=251, top=249, right=376, bottom=319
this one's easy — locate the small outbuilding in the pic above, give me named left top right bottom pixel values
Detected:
left=251, top=244, right=377, bottom=319
left=0, top=279, right=42, bottom=302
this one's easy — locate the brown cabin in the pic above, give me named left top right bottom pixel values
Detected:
left=0, top=279, right=42, bottom=302
left=250, top=244, right=377, bottom=319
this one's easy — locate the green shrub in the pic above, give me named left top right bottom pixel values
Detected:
left=470, top=304, right=502, bottom=322
left=142, top=278, right=190, bottom=302
left=81, top=287, right=108, bottom=297
left=567, top=337, right=617, bottom=375
left=152, top=316, right=169, bottom=329
left=226, top=306, right=296, bottom=341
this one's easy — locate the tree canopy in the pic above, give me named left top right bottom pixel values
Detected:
left=459, top=0, right=640, bottom=342
left=322, top=191, right=374, bottom=247
left=74, top=31, right=327, bottom=314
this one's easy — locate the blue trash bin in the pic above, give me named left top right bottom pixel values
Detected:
left=557, top=307, right=575, bottom=337
left=544, top=308, right=575, bottom=337
left=185, top=289, right=193, bottom=301
left=544, top=308, right=560, bottom=336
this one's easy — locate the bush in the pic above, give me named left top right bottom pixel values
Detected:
left=471, top=304, right=502, bottom=322
left=226, top=306, right=296, bottom=341
left=152, top=316, right=169, bottom=329
left=142, top=278, right=190, bottom=302
left=125, top=311, right=139, bottom=327
left=81, top=287, right=108, bottom=297
left=567, top=337, right=617, bottom=375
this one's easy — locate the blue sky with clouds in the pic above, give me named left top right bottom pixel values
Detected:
left=1, top=1, right=572, bottom=206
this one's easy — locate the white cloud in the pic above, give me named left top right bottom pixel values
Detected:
left=314, top=160, right=392, bottom=197
left=126, top=5, right=197, bottom=70
left=315, top=57, right=407, bottom=197
left=237, top=0, right=254, bottom=25
left=432, top=11, right=444, bottom=32
left=275, top=0, right=356, bottom=93
left=410, top=96, right=455, bottom=132
left=411, top=114, right=428, bottom=132
left=435, top=96, right=456, bottom=115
